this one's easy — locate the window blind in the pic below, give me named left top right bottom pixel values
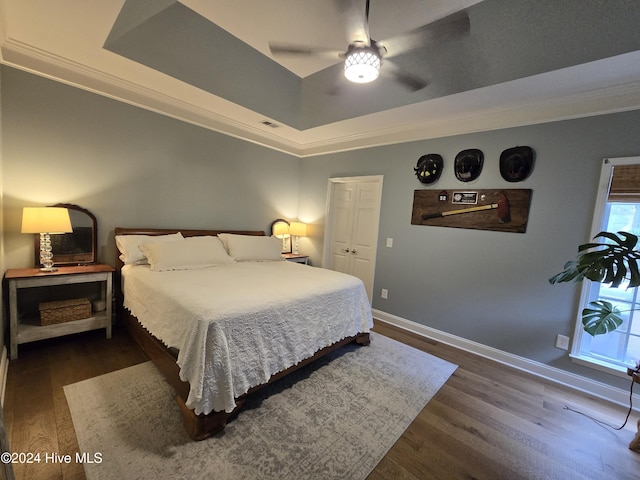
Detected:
left=608, top=164, right=640, bottom=202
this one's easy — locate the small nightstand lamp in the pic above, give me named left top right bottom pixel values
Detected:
left=21, top=206, right=73, bottom=272
left=272, top=221, right=291, bottom=252
left=289, top=222, right=307, bottom=255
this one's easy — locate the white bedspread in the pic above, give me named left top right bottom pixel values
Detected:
left=122, top=261, right=373, bottom=414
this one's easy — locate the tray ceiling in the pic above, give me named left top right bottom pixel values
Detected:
left=2, top=0, right=640, bottom=157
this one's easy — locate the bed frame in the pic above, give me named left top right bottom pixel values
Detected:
left=114, top=227, right=370, bottom=441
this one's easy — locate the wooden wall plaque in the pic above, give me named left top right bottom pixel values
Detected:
left=411, top=189, right=532, bottom=233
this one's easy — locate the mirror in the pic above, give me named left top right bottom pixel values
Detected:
left=270, top=218, right=291, bottom=253
left=34, top=203, right=97, bottom=266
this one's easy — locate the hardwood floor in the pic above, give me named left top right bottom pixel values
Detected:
left=370, top=322, right=640, bottom=480
left=3, top=321, right=640, bottom=479
left=4, top=328, right=147, bottom=480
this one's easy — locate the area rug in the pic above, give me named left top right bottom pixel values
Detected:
left=64, top=332, right=457, bottom=480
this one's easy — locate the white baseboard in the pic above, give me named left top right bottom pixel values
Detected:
left=372, top=309, right=640, bottom=411
left=0, top=347, right=7, bottom=407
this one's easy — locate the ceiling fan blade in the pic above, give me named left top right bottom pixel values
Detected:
left=334, top=0, right=370, bottom=45
left=379, top=10, right=470, bottom=59
left=382, top=60, right=430, bottom=92
left=269, top=42, right=343, bottom=59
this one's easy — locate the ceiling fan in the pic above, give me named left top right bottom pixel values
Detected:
left=268, top=0, right=470, bottom=91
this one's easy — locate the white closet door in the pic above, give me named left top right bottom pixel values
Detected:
left=325, top=176, right=383, bottom=301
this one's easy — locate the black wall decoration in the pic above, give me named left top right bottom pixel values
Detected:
left=500, top=146, right=535, bottom=182
left=414, top=154, right=443, bottom=184
left=454, top=149, right=483, bottom=182
left=412, top=146, right=534, bottom=185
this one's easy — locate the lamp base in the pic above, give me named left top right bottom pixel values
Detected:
left=39, top=233, right=57, bottom=272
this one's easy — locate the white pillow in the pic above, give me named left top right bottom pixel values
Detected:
left=139, top=236, right=235, bottom=271
left=116, top=233, right=183, bottom=265
left=217, top=233, right=283, bottom=261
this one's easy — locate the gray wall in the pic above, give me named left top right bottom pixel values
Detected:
left=1, top=67, right=300, bottom=268
left=3, top=65, right=640, bottom=392
left=299, top=111, right=640, bottom=390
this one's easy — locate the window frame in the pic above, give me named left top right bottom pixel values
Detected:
left=570, top=156, right=640, bottom=379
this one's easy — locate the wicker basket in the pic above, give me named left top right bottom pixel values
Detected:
left=39, top=298, right=91, bottom=325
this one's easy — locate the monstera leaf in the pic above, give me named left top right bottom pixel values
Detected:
left=549, top=231, right=640, bottom=288
left=550, top=231, right=640, bottom=336
left=548, top=260, right=584, bottom=284
left=581, top=300, right=624, bottom=336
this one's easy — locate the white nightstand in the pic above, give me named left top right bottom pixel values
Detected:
left=5, top=264, right=114, bottom=359
left=282, top=253, right=309, bottom=265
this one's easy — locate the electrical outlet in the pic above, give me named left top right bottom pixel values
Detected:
left=555, top=334, right=570, bottom=350
left=386, top=238, right=393, bottom=248
left=381, top=288, right=388, bottom=299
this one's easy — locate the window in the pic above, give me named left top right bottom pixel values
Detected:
left=572, top=158, right=640, bottom=376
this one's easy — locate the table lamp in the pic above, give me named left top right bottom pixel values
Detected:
left=21, top=207, right=73, bottom=272
left=272, top=221, right=291, bottom=252
left=289, top=222, right=307, bottom=255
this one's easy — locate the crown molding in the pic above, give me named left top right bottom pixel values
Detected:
left=296, top=81, right=640, bottom=156
left=3, top=37, right=640, bottom=158
left=0, top=39, right=305, bottom=156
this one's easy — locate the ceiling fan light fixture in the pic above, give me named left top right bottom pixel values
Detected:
left=344, top=47, right=381, bottom=84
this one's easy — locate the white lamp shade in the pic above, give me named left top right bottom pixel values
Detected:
left=21, top=207, right=73, bottom=234
left=289, top=222, right=307, bottom=237
left=272, top=222, right=290, bottom=238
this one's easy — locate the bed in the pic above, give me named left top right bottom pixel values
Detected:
left=114, top=227, right=372, bottom=440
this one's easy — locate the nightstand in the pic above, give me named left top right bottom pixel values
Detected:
left=282, top=253, right=309, bottom=265
left=5, top=264, right=114, bottom=359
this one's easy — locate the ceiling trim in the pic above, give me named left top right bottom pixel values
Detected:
left=0, top=38, right=306, bottom=157
left=298, top=81, right=640, bottom=156
left=3, top=37, right=640, bottom=158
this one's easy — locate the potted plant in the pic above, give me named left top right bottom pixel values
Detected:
left=550, top=231, right=640, bottom=452
left=549, top=231, right=640, bottom=336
